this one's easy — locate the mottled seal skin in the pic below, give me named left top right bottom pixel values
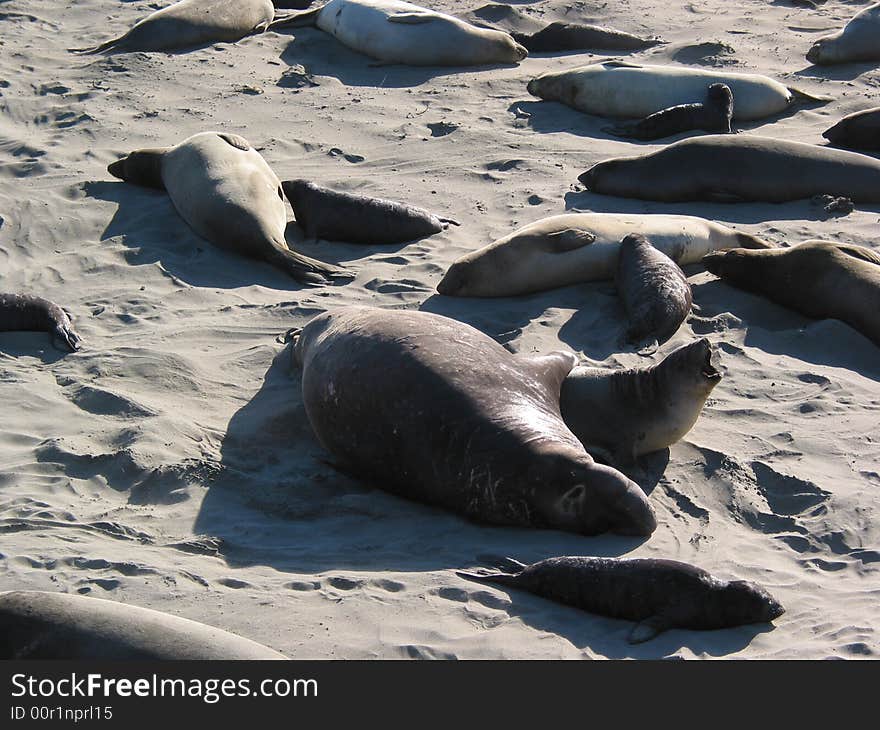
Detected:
left=0, top=293, right=82, bottom=352
left=293, top=306, right=656, bottom=537
left=0, top=591, right=287, bottom=660
left=824, top=107, right=880, bottom=151
left=807, top=3, right=880, bottom=65
left=616, top=234, right=693, bottom=344
left=458, top=556, right=784, bottom=643
left=578, top=134, right=880, bottom=204
left=560, top=338, right=721, bottom=464
left=703, top=241, right=880, bottom=347
left=281, top=179, right=459, bottom=245
left=511, top=22, right=661, bottom=53
left=606, top=83, right=733, bottom=141
left=108, top=131, right=349, bottom=285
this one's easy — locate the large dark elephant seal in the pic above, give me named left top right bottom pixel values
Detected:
left=807, top=3, right=880, bottom=65
left=560, top=338, right=722, bottom=465
left=703, top=241, right=880, bottom=347
left=823, top=107, right=880, bottom=151
left=0, top=591, right=286, bottom=659
left=458, top=556, right=784, bottom=643
left=108, top=131, right=348, bottom=285
left=293, top=306, right=656, bottom=537
left=578, top=134, right=880, bottom=204
left=281, top=179, right=459, bottom=244
left=511, top=22, right=661, bottom=53
left=0, top=294, right=82, bottom=352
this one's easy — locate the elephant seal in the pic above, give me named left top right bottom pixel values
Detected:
left=108, top=131, right=348, bottom=285
left=560, top=338, right=721, bottom=464
left=616, top=234, right=692, bottom=345
left=0, top=294, right=82, bottom=352
left=807, top=3, right=880, bottom=65
left=578, top=134, right=880, bottom=204
left=526, top=60, right=829, bottom=122
left=0, top=591, right=286, bottom=660
left=703, top=241, right=880, bottom=347
left=605, top=83, right=733, bottom=141
left=437, top=213, right=770, bottom=298
left=458, top=556, right=784, bottom=643
left=823, top=107, right=880, bottom=151
left=511, top=22, right=662, bottom=53
left=281, top=179, right=459, bottom=244
left=293, top=306, right=656, bottom=537
left=275, top=0, right=528, bottom=65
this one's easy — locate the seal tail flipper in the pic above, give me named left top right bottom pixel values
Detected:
left=265, top=242, right=354, bottom=286
left=735, top=232, right=773, bottom=249
left=474, top=555, right=528, bottom=572
left=832, top=243, right=880, bottom=267
left=787, top=86, right=833, bottom=107
left=438, top=217, right=460, bottom=227
left=268, top=6, right=324, bottom=30
left=276, top=326, right=302, bottom=345
left=628, top=615, right=670, bottom=644
left=69, top=35, right=126, bottom=55
left=53, top=324, right=83, bottom=353
left=455, top=570, right=520, bottom=589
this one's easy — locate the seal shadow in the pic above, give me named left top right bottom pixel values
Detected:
left=792, top=61, right=878, bottom=83
left=0, top=337, right=70, bottom=364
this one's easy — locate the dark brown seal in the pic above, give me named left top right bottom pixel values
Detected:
left=0, top=293, right=82, bottom=352
left=823, top=107, right=880, bottom=151
left=511, top=22, right=661, bottom=53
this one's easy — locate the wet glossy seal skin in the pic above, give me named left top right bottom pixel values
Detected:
left=0, top=591, right=287, bottom=660
left=511, top=22, right=661, bottom=53
left=560, top=339, right=722, bottom=465
left=293, top=306, right=657, bottom=537
left=616, top=234, right=693, bottom=344
left=281, top=179, right=459, bottom=244
left=703, top=241, right=880, bottom=347
left=0, top=293, right=82, bottom=352
left=458, top=556, right=785, bottom=643
left=823, top=107, right=880, bottom=151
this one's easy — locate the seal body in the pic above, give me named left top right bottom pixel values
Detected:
left=578, top=134, right=880, bottom=204
left=457, top=556, right=784, bottom=643
left=560, top=338, right=722, bottom=463
left=824, top=107, right=880, bottom=151
left=281, top=179, right=458, bottom=244
left=108, top=132, right=347, bottom=285
left=526, top=60, right=822, bottom=122
left=512, top=22, right=661, bottom=53
left=616, top=234, right=693, bottom=344
left=437, top=213, right=769, bottom=298
left=0, top=591, right=286, bottom=660
left=0, top=293, right=82, bottom=352
left=703, top=241, right=880, bottom=346
left=72, top=0, right=277, bottom=54
left=294, top=306, right=656, bottom=537
left=807, top=3, right=880, bottom=65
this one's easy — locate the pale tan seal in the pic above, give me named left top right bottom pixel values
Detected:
left=807, top=3, right=880, bottom=65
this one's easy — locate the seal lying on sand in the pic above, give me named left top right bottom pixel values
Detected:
left=823, top=107, right=880, bottom=151
left=0, top=591, right=286, bottom=659
left=703, top=241, right=880, bottom=347
left=578, top=135, right=880, bottom=204
left=108, top=131, right=348, bottom=285
left=293, top=306, right=656, bottom=537
left=510, top=22, right=661, bottom=53
left=276, top=0, right=528, bottom=65
left=605, top=83, right=733, bottom=141
left=527, top=60, right=828, bottom=122
left=458, top=556, right=784, bottom=643
left=560, top=339, right=721, bottom=464
left=0, top=294, right=82, bottom=352
left=282, top=179, right=459, bottom=244
left=807, top=2, right=880, bottom=65
left=437, top=213, right=770, bottom=298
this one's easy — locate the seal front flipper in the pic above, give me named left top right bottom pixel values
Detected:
left=787, top=86, right=833, bottom=107
left=387, top=13, right=440, bottom=25
left=217, top=133, right=251, bottom=152
left=532, top=228, right=596, bottom=252
left=628, top=615, right=671, bottom=644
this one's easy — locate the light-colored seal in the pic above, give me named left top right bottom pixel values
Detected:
left=560, top=338, right=722, bottom=464
left=293, top=306, right=656, bottom=537
left=437, top=213, right=770, bottom=298
left=511, top=22, right=662, bottom=53
left=275, top=0, right=528, bottom=65
left=616, top=234, right=693, bottom=345
left=578, top=134, right=880, bottom=204
left=703, top=241, right=880, bottom=347
left=458, top=556, right=784, bottom=644
left=823, top=107, right=880, bottom=151
left=0, top=591, right=287, bottom=659
left=108, top=131, right=349, bottom=285
left=526, top=60, right=829, bottom=122
left=807, top=2, right=880, bottom=65
left=0, top=293, right=82, bottom=352
left=281, top=179, right=459, bottom=244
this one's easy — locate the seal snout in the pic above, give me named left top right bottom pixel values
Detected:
left=577, top=166, right=597, bottom=189
left=437, top=262, right=465, bottom=296
left=701, top=251, right=724, bottom=276
left=699, top=339, right=722, bottom=381
left=513, top=42, right=529, bottom=62
left=107, top=157, right=127, bottom=180
left=806, top=41, right=823, bottom=65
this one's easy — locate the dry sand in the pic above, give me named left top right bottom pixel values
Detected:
left=0, top=0, right=878, bottom=659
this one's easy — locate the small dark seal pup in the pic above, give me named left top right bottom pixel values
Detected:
left=823, top=107, right=880, bottom=151
left=511, top=22, right=661, bottom=53
left=458, top=556, right=784, bottom=643
left=616, top=234, right=692, bottom=344
left=293, top=306, right=656, bottom=537
left=0, top=293, right=82, bottom=352
left=606, top=83, right=734, bottom=141
left=281, top=179, right=459, bottom=245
